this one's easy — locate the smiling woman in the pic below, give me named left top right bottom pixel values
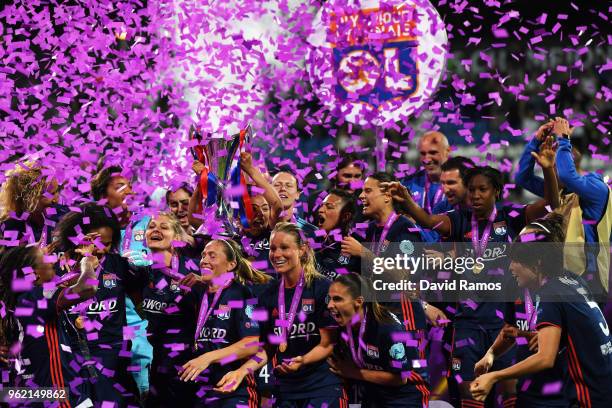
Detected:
left=126, top=211, right=202, bottom=408
left=145, top=212, right=183, bottom=251
left=166, top=183, right=194, bottom=231
left=180, top=238, right=262, bottom=408
left=327, top=273, right=430, bottom=407
left=0, top=161, right=64, bottom=247
left=258, top=222, right=348, bottom=407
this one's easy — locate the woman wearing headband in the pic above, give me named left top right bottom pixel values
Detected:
left=179, top=238, right=262, bottom=408
left=472, top=216, right=569, bottom=408
left=259, top=222, right=347, bottom=408
left=387, top=161, right=559, bottom=408
left=471, top=214, right=612, bottom=407
left=327, top=273, right=430, bottom=407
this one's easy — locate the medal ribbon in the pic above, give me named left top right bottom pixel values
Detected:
left=38, top=217, right=49, bottom=248
left=194, top=273, right=234, bottom=345
left=24, top=218, right=48, bottom=247
left=122, top=223, right=132, bottom=256
left=374, top=211, right=399, bottom=255
left=524, top=289, right=537, bottom=331
left=347, top=307, right=367, bottom=368
left=424, top=177, right=444, bottom=214
left=278, top=269, right=305, bottom=347
left=161, top=253, right=183, bottom=281
left=470, top=206, right=497, bottom=259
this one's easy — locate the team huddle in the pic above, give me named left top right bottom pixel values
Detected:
left=1, top=116, right=611, bottom=408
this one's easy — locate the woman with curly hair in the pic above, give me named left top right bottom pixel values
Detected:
left=0, top=161, right=66, bottom=248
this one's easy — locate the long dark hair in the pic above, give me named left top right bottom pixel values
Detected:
left=333, top=273, right=392, bottom=324
left=0, top=246, right=40, bottom=347
left=321, top=189, right=356, bottom=236
left=368, top=172, right=401, bottom=213
left=48, top=203, right=121, bottom=257
left=511, top=213, right=565, bottom=277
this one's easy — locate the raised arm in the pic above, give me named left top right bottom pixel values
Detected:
left=525, top=135, right=560, bottom=223
left=240, top=152, right=283, bottom=228
left=187, top=161, right=204, bottom=228
left=515, top=122, right=553, bottom=197
left=381, top=181, right=451, bottom=237
left=555, top=119, right=608, bottom=206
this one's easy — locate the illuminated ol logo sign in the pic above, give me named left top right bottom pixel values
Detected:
left=307, top=0, right=448, bottom=126
left=333, top=43, right=418, bottom=102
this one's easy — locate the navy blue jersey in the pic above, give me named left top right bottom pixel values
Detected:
left=15, top=286, right=88, bottom=407
left=401, top=170, right=443, bottom=214
left=335, top=311, right=429, bottom=406
left=314, top=237, right=361, bottom=281
left=246, top=277, right=276, bottom=298
left=63, top=253, right=144, bottom=345
left=536, top=273, right=612, bottom=408
left=364, top=214, right=423, bottom=258
left=240, top=230, right=273, bottom=275
left=432, top=198, right=453, bottom=215
left=447, top=205, right=526, bottom=328
left=0, top=204, right=69, bottom=247
left=193, top=280, right=260, bottom=400
left=506, top=297, right=569, bottom=405
left=260, top=275, right=342, bottom=399
left=364, top=215, right=426, bottom=331
left=141, top=255, right=201, bottom=345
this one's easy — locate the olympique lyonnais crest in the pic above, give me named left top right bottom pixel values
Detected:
left=307, top=0, right=448, bottom=126
left=330, top=5, right=419, bottom=108
left=367, top=344, right=380, bottom=359
left=216, top=305, right=231, bottom=320
left=302, top=298, right=315, bottom=313
left=103, top=273, right=117, bottom=289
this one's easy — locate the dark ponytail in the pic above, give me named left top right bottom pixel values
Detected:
left=0, top=246, right=40, bottom=347
left=334, top=273, right=391, bottom=323
left=511, top=213, right=565, bottom=277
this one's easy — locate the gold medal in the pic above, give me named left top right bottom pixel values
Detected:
left=279, top=342, right=287, bottom=352
left=75, top=316, right=84, bottom=329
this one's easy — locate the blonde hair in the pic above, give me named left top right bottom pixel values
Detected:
left=149, top=211, right=183, bottom=236
left=0, top=161, right=47, bottom=221
left=211, top=239, right=271, bottom=285
left=271, top=222, right=322, bottom=287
